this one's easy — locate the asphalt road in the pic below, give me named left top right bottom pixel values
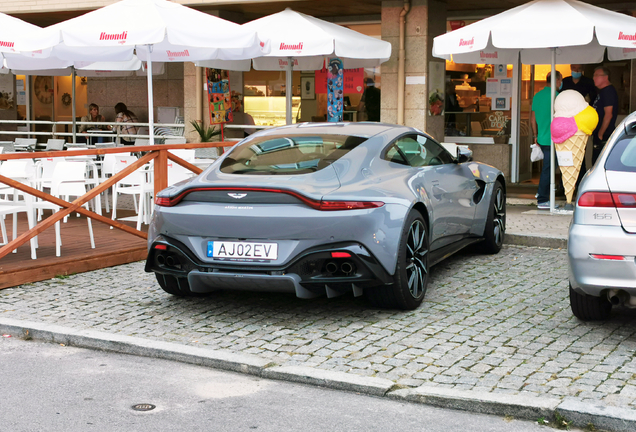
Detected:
left=1, top=337, right=556, bottom=432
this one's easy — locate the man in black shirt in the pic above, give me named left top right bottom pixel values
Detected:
left=561, top=64, right=596, bottom=104
left=563, top=64, right=596, bottom=186
left=591, top=66, right=619, bottom=165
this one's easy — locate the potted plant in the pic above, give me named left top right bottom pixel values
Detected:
left=190, top=121, right=221, bottom=142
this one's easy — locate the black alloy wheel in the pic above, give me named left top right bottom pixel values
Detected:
left=365, top=211, right=428, bottom=310
left=405, top=218, right=428, bottom=299
left=481, top=180, right=506, bottom=254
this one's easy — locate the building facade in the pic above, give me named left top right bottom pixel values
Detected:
left=2, top=0, right=635, bottom=183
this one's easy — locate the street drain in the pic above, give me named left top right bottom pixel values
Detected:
left=132, top=404, right=156, bottom=411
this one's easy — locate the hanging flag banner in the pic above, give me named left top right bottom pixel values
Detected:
left=207, top=68, right=232, bottom=124
left=326, top=58, right=344, bottom=122
left=315, top=67, right=364, bottom=94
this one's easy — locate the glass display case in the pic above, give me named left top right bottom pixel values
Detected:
left=243, top=96, right=301, bottom=126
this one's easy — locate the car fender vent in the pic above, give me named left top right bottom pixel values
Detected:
left=473, top=179, right=487, bottom=204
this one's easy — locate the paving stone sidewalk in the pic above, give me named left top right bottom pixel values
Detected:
left=2, top=244, right=636, bottom=416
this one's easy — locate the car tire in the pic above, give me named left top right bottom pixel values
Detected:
left=480, top=180, right=506, bottom=254
left=569, top=285, right=612, bottom=321
left=365, top=211, right=428, bottom=310
left=155, top=273, right=193, bottom=296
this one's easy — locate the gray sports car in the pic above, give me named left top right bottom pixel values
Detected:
left=146, top=123, right=506, bottom=309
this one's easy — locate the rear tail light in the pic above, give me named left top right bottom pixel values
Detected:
left=154, top=187, right=384, bottom=210
left=318, top=201, right=384, bottom=211
left=590, top=254, right=626, bottom=261
left=155, top=197, right=173, bottom=206
left=578, top=192, right=636, bottom=208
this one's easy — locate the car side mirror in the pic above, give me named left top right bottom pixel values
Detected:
left=457, top=146, right=473, bottom=163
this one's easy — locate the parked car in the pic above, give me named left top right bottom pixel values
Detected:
left=569, top=112, right=636, bottom=320
left=145, top=123, right=506, bottom=310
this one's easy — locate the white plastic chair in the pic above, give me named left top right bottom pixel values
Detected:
left=28, top=161, right=95, bottom=258
left=14, top=138, right=37, bottom=152
left=167, top=160, right=196, bottom=186
left=34, top=157, right=66, bottom=220
left=111, top=155, right=153, bottom=230
left=0, top=198, right=36, bottom=257
left=0, top=160, right=37, bottom=256
left=0, top=142, right=14, bottom=153
left=168, top=149, right=195, bottom=162
left=44, top=139, right=66, bottom=151
left=164, top=137, right=186, bottom=145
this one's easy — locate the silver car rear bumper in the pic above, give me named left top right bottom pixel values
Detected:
left=568, top=223, right=636, bottom=296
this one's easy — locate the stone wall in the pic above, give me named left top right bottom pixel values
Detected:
left=86, top=62, right=184, bottom=128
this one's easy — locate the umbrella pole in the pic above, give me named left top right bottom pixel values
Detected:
left=26, top=75, right=31, bottom=139
left=286, top=56, right=293, bottom=125
left=549, top=48, right=556, bottom=213
left=147, top=45, right=155, bottom=145
left=72, top=67, right=77, bottom=145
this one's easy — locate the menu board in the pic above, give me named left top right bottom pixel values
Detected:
left=207, top=68, right=232, bottom=124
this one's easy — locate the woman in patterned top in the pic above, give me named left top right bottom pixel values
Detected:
left=114, top=102, right=139, bottom=145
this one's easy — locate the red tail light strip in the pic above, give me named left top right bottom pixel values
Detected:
left=331, top=252, right=352, bottom=258
left=578, top=192, right=636, bottom=208
left=155, top=187, right=384, bottom=211
left=590, top=254, right=626, bottom=261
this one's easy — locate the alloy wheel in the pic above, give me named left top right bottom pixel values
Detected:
left=492, top=187, right=505, bottom=246
left=405, top=220, right=428, bottom=298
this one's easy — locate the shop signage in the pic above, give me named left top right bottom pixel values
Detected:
left=315, top=66, right=364, bottom=94
left=487, top=111, right=509, bottom=129
left=449, top=20, right=465, bottom=31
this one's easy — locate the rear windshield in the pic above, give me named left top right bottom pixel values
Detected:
left=220, top=134, right=367, bottom=175
left=605, top=127, right=636, bottom=173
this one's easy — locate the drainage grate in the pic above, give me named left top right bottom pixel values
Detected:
left=131, top=404, right=156, bottom=411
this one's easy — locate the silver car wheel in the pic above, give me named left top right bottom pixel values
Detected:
left=406, top=220, right=428, bottom=298
left=493, top=187, right=505, bottom=246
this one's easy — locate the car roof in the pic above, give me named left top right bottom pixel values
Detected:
left=253, top=122, right=417, bottom=139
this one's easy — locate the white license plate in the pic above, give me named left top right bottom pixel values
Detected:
left=207, top=241, right=278, bottom=260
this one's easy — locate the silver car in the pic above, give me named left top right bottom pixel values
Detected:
left=569, top=112, right=636, bottom=320
left=146, top=123, right=506, bottom=310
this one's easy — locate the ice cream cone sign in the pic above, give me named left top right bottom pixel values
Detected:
left=550, top=90, right=599, bottom=204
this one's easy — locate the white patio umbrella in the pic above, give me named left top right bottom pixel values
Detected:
left=4, top=54, right=166, bottom=144
left=432, top=0, right=636, bottom=211
left=198, top=8, right=392, bottom=124
left=16, top=0, right=269, bottom=144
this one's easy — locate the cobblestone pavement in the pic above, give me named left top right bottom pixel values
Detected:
left=2, top=245, right=636, bottom=411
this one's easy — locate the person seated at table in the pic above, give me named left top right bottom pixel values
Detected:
left=114, top=102, right=139, bottom=145
left=79, top=103, right=110, bottom=144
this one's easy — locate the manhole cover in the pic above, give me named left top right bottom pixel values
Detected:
left=132, top=404, right=156, bottom=411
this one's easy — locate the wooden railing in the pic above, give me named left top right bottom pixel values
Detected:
left=0, top=142, right=227, bottom=261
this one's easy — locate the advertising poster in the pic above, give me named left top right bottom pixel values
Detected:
left=326, top=58, right=344, bottom=122
left=206, top=68, right=232, bottom=124
left=486, top=78, right=499, bottom=96
left=315, top=67, right=364, bottom=94
left=499, top=78, right=512, bottom=96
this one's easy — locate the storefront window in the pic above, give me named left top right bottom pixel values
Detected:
left=243, top=69, right=301, bottom=126
left=444, top=62, right=512, bottom=140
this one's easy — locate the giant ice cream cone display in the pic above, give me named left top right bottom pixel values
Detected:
left=550, top=90, right=599, bottom=204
